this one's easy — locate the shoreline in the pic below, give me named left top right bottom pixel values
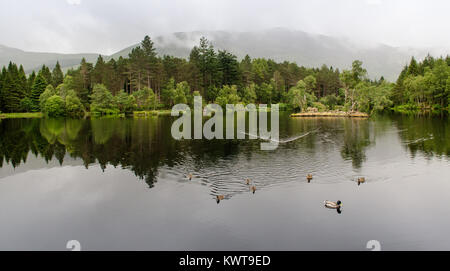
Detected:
left=290, top=111, right=369, bottom=118
left=0, top=112, right=43, bottom=119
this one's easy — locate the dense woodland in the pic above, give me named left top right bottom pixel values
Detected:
left=0, top=35, right=448, bottom=117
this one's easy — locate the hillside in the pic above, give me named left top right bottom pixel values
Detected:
left=0, top=29, right=432, bottom=81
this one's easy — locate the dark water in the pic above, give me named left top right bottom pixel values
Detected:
left=0, top=113, right=449, bottom=250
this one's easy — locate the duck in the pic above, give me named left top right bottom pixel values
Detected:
left=357, top=177, right=365, bottom=186
left=251, top=185, right=256, bottom=194
left=187, top=173, right=193, bottom=180
left=216, top=195, right=225, bottom=204
left=324, top=200, right=342, bottom=209
left=306, top=174, right=313, bottom=183
left=246, top=178, right=251, bottom=185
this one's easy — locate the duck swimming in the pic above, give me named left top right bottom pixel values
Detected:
left=357, top=177, right=365, bottom=186
left=324, top=200, right=342, bottom=209
left=187, top=173, right=193, bottom=180
left=216, top=195, right=225, bottom=204
left=251, top=185, right=256, bottom=194
left=306, top=174, right=313, bottom=183
left=246, top=178, right=251, bottom=185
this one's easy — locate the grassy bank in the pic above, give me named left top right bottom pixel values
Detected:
left=0, top=112, right=43, bottom=119
left=133, top=110, right=173, bottom=118
left=392, top=105, right=449, bottom=115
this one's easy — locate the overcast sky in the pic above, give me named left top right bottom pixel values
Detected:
left=1, top=0, right=449, bottom=55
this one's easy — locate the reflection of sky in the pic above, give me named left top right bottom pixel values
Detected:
left=0, top=125, right=449, bottom=250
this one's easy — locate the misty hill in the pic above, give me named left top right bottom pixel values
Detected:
left=0, top=29, right=430, bottom=81
left=0, top=44, right=100, bottom=73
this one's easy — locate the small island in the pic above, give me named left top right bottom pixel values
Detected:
left=290, top=109, right=369, bottom=118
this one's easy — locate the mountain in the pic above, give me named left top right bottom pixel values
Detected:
left=0, top=28, right=433, bottom=81
left=0, top=44, right=100, bottom=73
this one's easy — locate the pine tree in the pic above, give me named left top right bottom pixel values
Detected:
left=128, top=47, right=146, bottom=92
left=0, top=67, right=5, bottom=112
left=3, top=62, right=26, bottom=112
left=217, top=50, right=240, bottom=87
left=27, top=71, right=36, bottom=94
left=30, top=72, right=48, bottom=111
left=240, top=55, right=253, bottom=86
left=141, top=35, right=157, bottom=59
left=18, top=65, right=28, bottom=94
left=141, top=35, right=158, bottom=90
left=407, top=57, right=419, bottom=76
left=93, top=55, right=106, bottom=85
left=40, top=65, right=52, bottom=85
left=52, top=61, right=64, bottom=87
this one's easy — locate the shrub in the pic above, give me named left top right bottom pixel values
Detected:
left=90, top=84, right=119, bottom=115
left=116, top=90, right=137, bottom=113
left=39, top=85, right=57, bottom=111
left=320, top=94, right=339, bottom=110
left=312, top=102, right=327, bottom=112
left=133, top=87, right=152, bottom=110
left=20, top=97, right=34, bottom=112
left=65, top=92, right=86, bottom=118
left=43, top=95, right=66, bottom=117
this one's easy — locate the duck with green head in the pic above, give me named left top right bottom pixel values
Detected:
left=324, top=200, right=342, bottom=210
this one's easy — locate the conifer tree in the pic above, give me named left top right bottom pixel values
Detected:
left=30, top=72, right=48, bottom=111
left=40, top=65, right=52, bottom=85
left=52, top=61, right=64, bottom=87
left=0, top=67, right=5, bottom=111
left=27, top=71, right=36, bottom=94
left=3, top=62, right=26, bottom=112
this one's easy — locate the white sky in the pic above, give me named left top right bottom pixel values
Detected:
left=0, top=0, right=449, bottom=54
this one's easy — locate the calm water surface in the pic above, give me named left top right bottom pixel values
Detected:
left=0, top=113, right=449, bottom=250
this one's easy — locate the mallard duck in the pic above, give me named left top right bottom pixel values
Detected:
left=357, top=177, right=365, bottom=186
left=216, top=195, right=225, bottom=204
left=306, top=174, right=313, bottom=183
left=251, top=185, right=256, bottom=194
left=246, top=178, right=251, bottom=185
left=187, top=173, right=193, bottom=180
left=324, top=200, right=342, bottom=209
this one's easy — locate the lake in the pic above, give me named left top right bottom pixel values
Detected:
left=0, top=113, right=449, bottom=250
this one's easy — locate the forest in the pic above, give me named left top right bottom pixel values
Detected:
left=0, top=35, right=448, bottom=117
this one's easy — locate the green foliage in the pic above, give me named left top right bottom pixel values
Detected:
left=354, top=82, right=394, bottom=113
left=312, top=102, right=327, bottom=112
left=174, top=81, right=190, bottom=105
left=65, top=91, right=85, bottom=118
left=30, top=73, right=47, bottom=111
left=2, top=62, right=27, bottom=112
left=20, top=97, right=33, bottom=112
left=57, top=75, right=76, bottom=100
left=241, top=83, right=257, bottom=104
left=161, top=78, right=177, bottom=107
left=115, top=90, right=137, bottom=113
left=43, top=95, right=66, bottom=117
left=393, top=55, right=449, bottom=112
left=52, top=61, right=64, bottom=87
left=90, top=84, right=118, bottom=115
left=320, top=94, right=339, bottom=110
left=39, top=84, right=57, bottom=111
left=217, top=50, right=240, bottom=86
left=304, top=75, right=316, bottom=92
left=257, top=82, right=273, bottom=104
left=287, top=80, right=316, bottom=112
left=215, top=85, right=241, bottom=107
left=133, top=87, right=153, bottom=110
left=3, top=34, right=448, bottom=116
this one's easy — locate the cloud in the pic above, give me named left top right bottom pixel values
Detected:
left=366, top=0, right=382, bottom=5
left=1, top=0, right=450, bottom=55
left=67, top=0, right=81, bottom=6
